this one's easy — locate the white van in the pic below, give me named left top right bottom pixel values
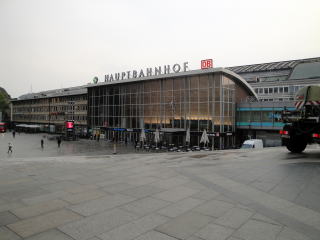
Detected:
left=241, top=139, right=263, bottom=149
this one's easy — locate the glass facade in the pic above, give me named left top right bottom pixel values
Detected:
left=88, top=72, right=252, bottom=148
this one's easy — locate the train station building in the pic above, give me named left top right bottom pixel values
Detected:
left=87, top=67, right=257, bottom=149
left=11, top=57, right=320, bottom=148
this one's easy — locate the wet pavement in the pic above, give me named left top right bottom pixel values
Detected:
left=0, top=132, right=137, bottom=159
left=1, top=132, right=320, bottom=240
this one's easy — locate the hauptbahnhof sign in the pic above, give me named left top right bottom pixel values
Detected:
left=105, top=62, right=189, bottom=82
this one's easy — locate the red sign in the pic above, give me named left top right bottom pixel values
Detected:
left=66, top=121, right=74, bottom=129
left=201, top=59, right=213, bottom=69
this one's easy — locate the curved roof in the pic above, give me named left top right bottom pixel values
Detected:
left=88, top=67, right=258, bottom=99
left=289, top=62, right=320, bottom=80
left=227, top=57, right=320, bottom=73
left=220, top=68, right=258, bottom=99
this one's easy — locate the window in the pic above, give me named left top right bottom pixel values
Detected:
left=284, top=87, right=288, bottom=93
left=262, top=111, right=272, bottom=122
left=274, top=87, right=278, bottom=93
left=269, top=88, right=273, bottom=94
left=251, top=111, right=261, bottom=122
left=279, top=87, right=283, bottom=93
left=264, top=88, right=268, bottom=94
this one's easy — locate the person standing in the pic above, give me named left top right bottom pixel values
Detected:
left=97, top=133, right=100, bottom=142
left=41, top=139, right=44, bottom=149
left=7, top=142, right=13, bottom=154
left=12, top=130, right=16, bottom=138
left=57, top=137, right=61, bottom=148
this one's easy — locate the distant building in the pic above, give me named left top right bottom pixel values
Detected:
left=228, top=57, right=320, bottom=102
left=11, top=86, right=88, bottom=135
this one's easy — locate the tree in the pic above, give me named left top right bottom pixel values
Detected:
left=0, top=93, right=9, bottom=111
left=0, top=87, right=11, bottom=121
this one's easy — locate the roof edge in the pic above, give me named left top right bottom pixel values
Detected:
left=88, top=67, right=258, bottom=99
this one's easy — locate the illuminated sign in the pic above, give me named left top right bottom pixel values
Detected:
left=105, top=62, right=189, bottom=82
left=201, top=59, right=213, bottom=69
left=93, top=76, right=99, bottom=84
left=66, top=121, right=74, bottom=129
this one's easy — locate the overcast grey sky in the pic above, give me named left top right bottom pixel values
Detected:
left=1, top=0, right=319, bottom=98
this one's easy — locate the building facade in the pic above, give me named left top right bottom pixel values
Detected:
left=9, top=57, right=319, bottom=147
left=88, top=68, right=257, bottom=149
left=228, top=57, right=320, bottom=102
left=236, top=101, right=295, bottom=147
left=11, top=86, right=88, bottom=135
left=229, top=57, right=320, bottom=147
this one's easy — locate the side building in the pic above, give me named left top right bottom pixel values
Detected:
left=236, top=101, right=295, bottom=147
left=228, top=57, right=320, bottom=102
left=87, top=68, right=257, bottom=149
left=11, top=86, right=88, bottom=135
left=229, top=57, right=320, bottom=147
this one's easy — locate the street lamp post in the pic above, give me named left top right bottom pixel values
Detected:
left=48, top=98, right=51, bottom=133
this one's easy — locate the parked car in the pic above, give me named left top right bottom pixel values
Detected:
left=241, top=139, right=263, bottom=149
left=0, top=122, right=7, bottom=133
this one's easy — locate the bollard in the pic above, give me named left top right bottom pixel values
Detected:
left=113, top=143, right=117, bottom=154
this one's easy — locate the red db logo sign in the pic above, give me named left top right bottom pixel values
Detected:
left=201, top=59, right=213, bottom=69
left=66, top=121, right=74, bottom=129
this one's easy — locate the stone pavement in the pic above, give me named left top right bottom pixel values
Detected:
left=0, top=145, right=320, bottom=240
left=0, top=132, right=136, bottom=159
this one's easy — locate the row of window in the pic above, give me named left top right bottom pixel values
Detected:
left=13, top=114, right=87, bottom=121
left=50, top=115, right=87, bottom=121
left=48, top=95, right=87, bottom=103
left=90, top=102, right=234, bottom=117
left=254, top=85, right=305, bottom=95
left=89, top=89, right=234, bottom=106
left=90, top=116, right=234, bottom=132
left=15, top=95, right=87, bottom=106
left=260, top=98, right=294, bottom=102
left=13, top=105, right=88, bottom=113
left=50, top=105, right=87, bottom=112
left=237, top=110, right=282, bottom=122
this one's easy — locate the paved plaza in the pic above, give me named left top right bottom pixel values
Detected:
left=1, top=133, right=320, bottom=240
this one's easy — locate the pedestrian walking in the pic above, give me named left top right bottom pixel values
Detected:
left=57, top=137, right=61, bottom=148
left=7, top=142, right=13, bottom=154
left=12, top=130, right=16, bottom=138
left=41, top=139, right=44, bottom=149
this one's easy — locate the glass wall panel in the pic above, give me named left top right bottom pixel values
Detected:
left=251, top=111, right=261, bottom=122
left=87, top=72, right=244, bottom=149
left=190, top=90, right=198, bottom=102
left=199, top=89, right=208, bottom=102
left=190, top=76, right=198, bottom=89
left=199, top=75, right=209, bottom=89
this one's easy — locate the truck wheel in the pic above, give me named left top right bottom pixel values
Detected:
left=286, top=136, right=307, bottom=153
